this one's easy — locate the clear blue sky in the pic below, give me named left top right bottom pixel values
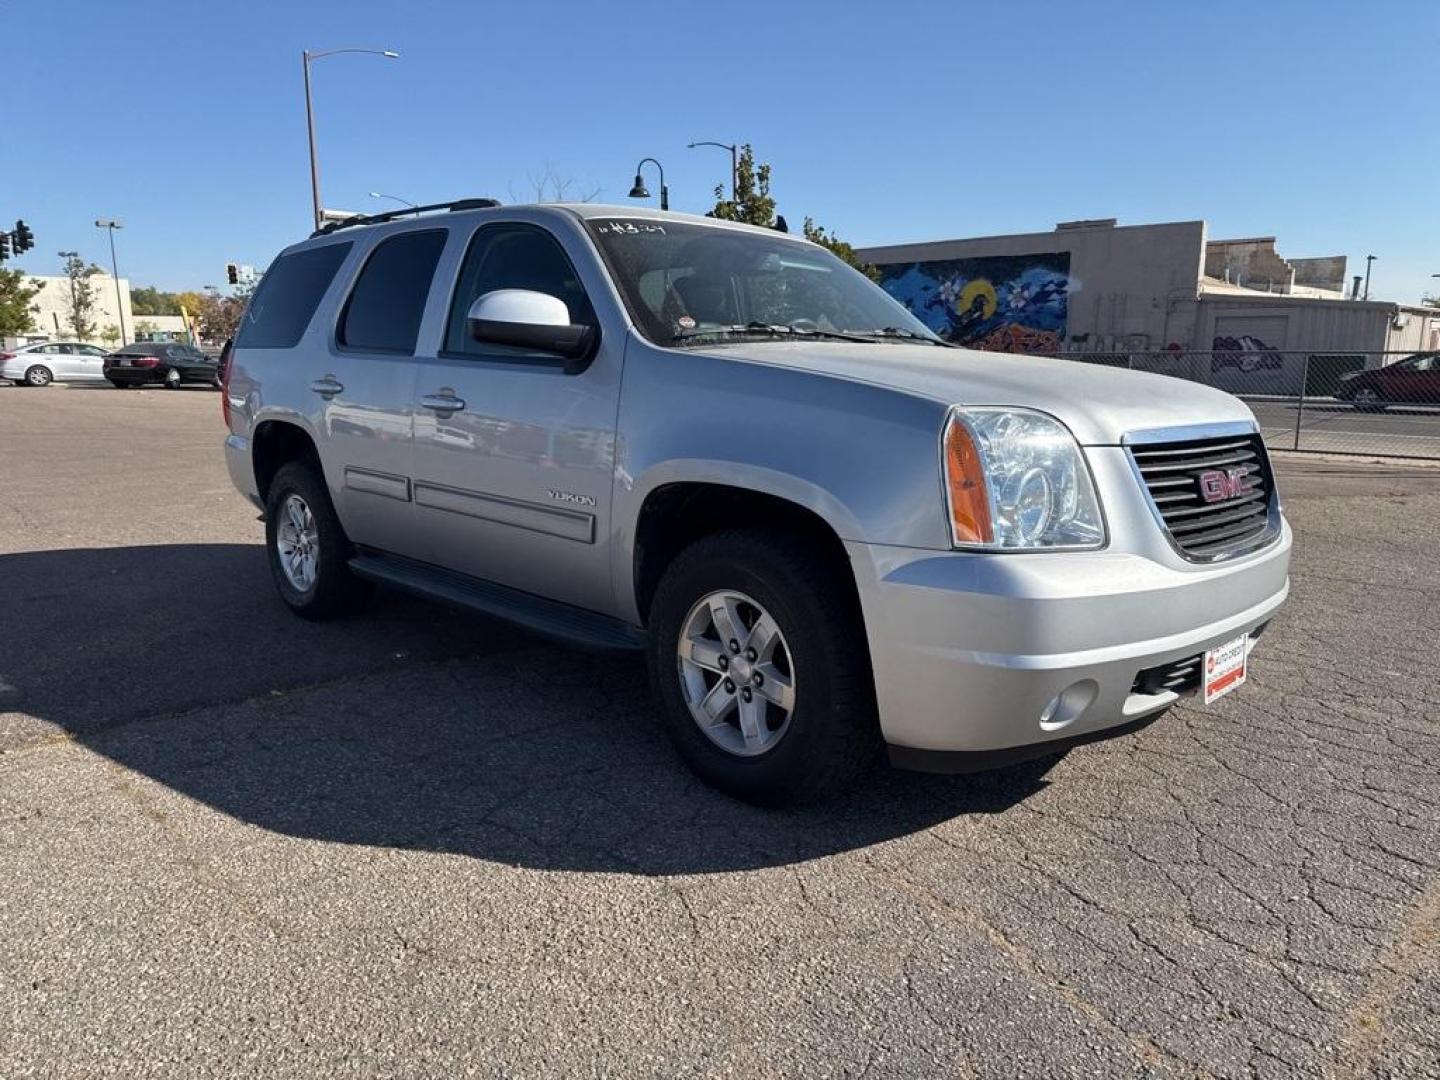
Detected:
left=5, top=0, right=1436, bottom=302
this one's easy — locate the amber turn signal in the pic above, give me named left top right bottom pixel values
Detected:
left=944, top=415, right=993, bottom=545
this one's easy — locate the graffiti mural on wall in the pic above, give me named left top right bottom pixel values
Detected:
left=877, top=253, right=1070, bottom=352
left=1211, top=335, right=1283, bottom=373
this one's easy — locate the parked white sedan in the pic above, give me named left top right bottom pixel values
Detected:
left=1, top=341, right=111, bottom=386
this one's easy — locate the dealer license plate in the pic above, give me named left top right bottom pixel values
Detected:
left=1204, top=634, right=1249, bottom=704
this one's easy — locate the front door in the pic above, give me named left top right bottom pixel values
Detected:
left=407, top=221, right=622, bottom=615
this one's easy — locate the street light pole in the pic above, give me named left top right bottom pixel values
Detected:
left=302, top=47, right=400, bottom=230
left=94, top=220, right=127, bottom=346
left=687, top=141, right=738, bottom=202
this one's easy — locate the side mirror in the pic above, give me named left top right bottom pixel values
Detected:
left=467, top=289, right=597, bottom=373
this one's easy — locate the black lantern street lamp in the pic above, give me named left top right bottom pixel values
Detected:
left=628, top=158, right=668, bottom=211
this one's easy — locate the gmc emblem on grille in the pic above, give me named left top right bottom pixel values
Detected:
left=1197, top=467, right=1251, bottom=504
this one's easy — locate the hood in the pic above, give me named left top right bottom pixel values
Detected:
left=699, top=342, right=1255, bottom=446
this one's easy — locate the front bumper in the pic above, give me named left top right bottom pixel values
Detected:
left=848, top=518, right=1291, bottom=763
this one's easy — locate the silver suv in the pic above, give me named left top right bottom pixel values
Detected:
left=223, top=201, right=1290, bottom=804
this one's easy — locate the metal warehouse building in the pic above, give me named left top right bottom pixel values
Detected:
left=858, top=218, right=1440, bottom=363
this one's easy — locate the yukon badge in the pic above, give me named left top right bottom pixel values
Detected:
left=547, top=489, right=597, bottom=508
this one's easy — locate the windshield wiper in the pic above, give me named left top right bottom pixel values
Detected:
left=672, top=322, right=878, bottom=345
left=867, top=327, right=951, bottom=346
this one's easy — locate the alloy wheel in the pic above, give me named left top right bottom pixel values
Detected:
left=676, top=590, right=797, bottom=757
left=275, top=494, right=320, bottom=592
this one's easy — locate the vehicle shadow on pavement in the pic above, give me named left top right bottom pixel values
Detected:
left=2, top=544, right=1058, bottom=876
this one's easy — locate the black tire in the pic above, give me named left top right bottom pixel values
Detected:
left=264, top=460, right=372, bottom=620
left=24, top=365, right=52, bottom=387
left=163, top=368, right=182, bottom=389
left=646, top=530, right=881, bottom=806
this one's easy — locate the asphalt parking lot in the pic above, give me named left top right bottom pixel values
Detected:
left=2, top=386, right=1437, bottom=1078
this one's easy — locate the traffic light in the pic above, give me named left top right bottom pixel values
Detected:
left=0, top=232, right=9, bottom=263
left=11, top=220, right=33, bottom=253
left=226, top=262, right=239, bottom=285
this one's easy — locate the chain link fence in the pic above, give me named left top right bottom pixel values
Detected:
left=1053, top=349, right=1440, bottom=459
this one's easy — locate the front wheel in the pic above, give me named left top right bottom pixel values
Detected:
left=264, top=460, right=372, bottom=619
left=1352, top=386, right=1386, bottom=411
left=646, top=530, right=880, bottom=805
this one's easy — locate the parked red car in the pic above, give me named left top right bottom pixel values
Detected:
left=1335, top=352, right=1440, bottom=409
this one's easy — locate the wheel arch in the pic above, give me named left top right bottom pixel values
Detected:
left=628, top=473, right=862, bottom=628
left=251, top=418, right=322, bottom=505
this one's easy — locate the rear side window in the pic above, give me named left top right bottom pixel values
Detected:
left=237, top=242, right=352, bottom=349
left=339, top=230, right=447, bottom=354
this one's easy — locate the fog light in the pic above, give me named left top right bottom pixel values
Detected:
left=1039, top=679, right=1098, bottom=732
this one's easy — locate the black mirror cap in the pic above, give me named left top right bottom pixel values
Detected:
left=468, top=318, right=598, bottom=372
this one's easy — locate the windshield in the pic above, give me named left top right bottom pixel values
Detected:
left=585, top=218, right=941, bottom=347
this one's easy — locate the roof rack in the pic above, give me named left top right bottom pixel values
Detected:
left=311, top=197, right=503, bottom=237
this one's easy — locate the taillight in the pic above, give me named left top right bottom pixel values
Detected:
left=220, top=343, right=234, bottom=427
left=134, top=356, right=161, bottom=368
left=0, top=352, right=13, bottom=361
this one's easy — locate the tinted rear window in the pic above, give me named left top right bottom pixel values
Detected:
left=339, top=230, right=447, bottom=354
left=237, top=242, right=352, bottom=349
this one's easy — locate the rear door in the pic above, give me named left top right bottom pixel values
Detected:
left=1379, top=354, right=1432, bottom=403
left=405, top=217, right=623, bottom=614
left=71, top=344, right=108, bottom=381
left=320, top=227, right=450, bottom=560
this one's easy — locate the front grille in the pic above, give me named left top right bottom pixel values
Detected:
left=1132, top=654, right=1202, bottom=697
left=1128, top=431, right=1278, bottom=560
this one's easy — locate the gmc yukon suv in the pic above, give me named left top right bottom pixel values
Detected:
left=222, top=201, right=1290, bottom=804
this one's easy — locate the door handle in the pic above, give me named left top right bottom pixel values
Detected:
left=421, top=391, right=466, bottom=415
left=309, top=375, right=344, bottom=399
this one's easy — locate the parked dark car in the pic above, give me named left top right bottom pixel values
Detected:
left=1335, top=352, right=1440, bottom=409
left=103, top=342, right=221, bottom=389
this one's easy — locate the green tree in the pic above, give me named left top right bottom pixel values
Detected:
left=61, top=255, right=104, bottom=340
left=98, top=324, right=122, bottom=348
left=706, top=146, right=879, bottom=279
left=131, top=286, right=181, bottom=316
left=707, top=144, right=777, bottom=227
left=0, top=267, right=42, bottom=337
left=802, top=218, right=881, bottom=282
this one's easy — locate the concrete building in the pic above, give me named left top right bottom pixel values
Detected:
left=4, top=275, right=198, bottom=349
left=859, top=220, right=1440, bottom=380
left=11, top=273, right=135, bottom=348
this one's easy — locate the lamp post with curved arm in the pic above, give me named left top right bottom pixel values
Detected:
left=368, top=191, right=418, bottom=210
left=627, top=158, right=668, bottom=211
left=686, top=141, right=738, bottom=203
left=303, top=47, right=400, bottom=229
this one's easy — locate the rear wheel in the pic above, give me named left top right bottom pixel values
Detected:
left=24, top=365, right=52, bottom=387
left=647, top=530, right=880, bottom=805
left=264, top=460, right=372, bottom=619
left=164, top=368, right=182, bottom=389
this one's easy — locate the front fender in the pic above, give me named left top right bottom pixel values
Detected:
left=610, top=338, right=953, bottom=622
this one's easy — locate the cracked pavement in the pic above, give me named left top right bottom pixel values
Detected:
left=1, top=388, right=1437, bottom=1078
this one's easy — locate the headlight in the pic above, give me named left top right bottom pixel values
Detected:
left=942, top=408, right=1105, bottom=550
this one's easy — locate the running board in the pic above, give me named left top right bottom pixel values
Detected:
left=348, top=552, right=646, bottom=652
